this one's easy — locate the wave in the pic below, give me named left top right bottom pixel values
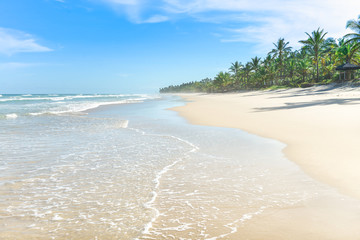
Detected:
left=0, top=94, right=159, bottom=103
left=1, top=94, right=161, bottom=118
left=5, top=113, right=18, bottom=119
left=28, top=99, right=144, bottom=116
left=0, top=96, right=60, bottom=102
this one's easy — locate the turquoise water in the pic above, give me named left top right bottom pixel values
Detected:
left=0, top=94, right=342, bottom=239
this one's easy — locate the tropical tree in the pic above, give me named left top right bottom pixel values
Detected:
left=243, top=62, right=252, bottom=89
left=248, top=57, right=261, bottom=87
left=334, top=37, right=360, bottom=80
left=262, top=54, right=275, bottom=86
left=299, top=28, right=328, bottom=82
left=297, top=59, right=311, bottom=83
left=249, top=57, right=261, bottom=73
left=229, top=61, right=243, bottom=88
left=336, top=38, right=360, bottom=64
left=269, top=38, right=292, bottom=82
left=323, top=38, right=337, bottom=63
left=286, top=52, right=297, bottom=84
left=213, top=71, right=231, bottom=92
left=229, top=61, right=243, bottom=76
left=344, top=15, right=360, bottom=52
left=160, top=16, right=360, bottom=94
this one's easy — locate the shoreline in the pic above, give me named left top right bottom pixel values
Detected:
left=171, top=84, right=360, bottom=200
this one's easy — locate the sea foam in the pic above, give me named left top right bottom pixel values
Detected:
left=117, top=120, right=129, bottom=128
left=5, top=113, right=18, bottom=119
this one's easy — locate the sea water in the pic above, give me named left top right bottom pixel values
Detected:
left=0, top=94, right=352, bottom=239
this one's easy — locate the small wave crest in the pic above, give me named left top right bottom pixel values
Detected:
left=0, top=94, right=157, bottom=103
left=5, top=113, right=18, bottom=119
left=28, top=99, right=144, bottom=116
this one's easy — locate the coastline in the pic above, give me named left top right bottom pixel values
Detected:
left=171, top=84, right=360, bottom=200
left=3, top=93, right=360, bottom=239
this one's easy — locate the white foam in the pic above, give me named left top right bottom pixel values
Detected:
left=161, top=223, right=193, bottom=231
left=0, top=94, right=158, bottom=103
left=29, top=99, right=144, bottom=116
left=185, top=201, right=194, bottom=209
left=142, top=160, right=180, bottom=235
left=52, top=214, right=63, bottom=221
left=205, top=206, right=266, bottom=240
left=117, top=120, right=129, bottom=128
left=138, top=130, right=199, bottom=237
left=0, top=96, right=58, bottom=102
left=5, top=113, right=18, bottom=119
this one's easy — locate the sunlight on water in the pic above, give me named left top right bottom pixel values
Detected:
left=0, top=95, right=348, bottom=239
left=0, top=114, right=195, bottom=239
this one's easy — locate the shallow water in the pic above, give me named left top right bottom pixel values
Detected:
left=1, top=95, right=359, bottom=239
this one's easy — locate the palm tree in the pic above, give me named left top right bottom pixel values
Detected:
left=321, top=38, right=338, bottom=80
left=249, top=57, right=261, bottom=73
left=263, top=54, right=274, bottom=86
left=299, top=28, right=328, bottom=82
left=334, top=38, right=360, bottom=81
left=213, top=71, right=231, bottom=92
left=243, top=62, right=252, bottom=89
left=249, top=57, right=262, bottom=87
left=323, top=38, right=337, bottom=63
left=229, top=61, right=243, bottom=89
left=336, top=38, right=360, bottom=65
left=298, top=61, right=309, bottom=83
left=269, top=38, right=292, bottom=82
left=286, top=52, right=297, bottom=85
left=229, top=61, right=243, bottom=76
left=344, top=15, right=360, bottom=55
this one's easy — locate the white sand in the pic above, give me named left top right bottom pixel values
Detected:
left=172, top=84, right=360, bottom=200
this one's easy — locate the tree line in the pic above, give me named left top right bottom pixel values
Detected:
left=160, top=16, right=360, bottom=93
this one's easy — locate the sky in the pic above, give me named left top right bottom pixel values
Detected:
left=0, top=0, right=359, bottom=93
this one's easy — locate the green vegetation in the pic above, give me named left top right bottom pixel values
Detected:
left=160, top=16, right=360, bottom=93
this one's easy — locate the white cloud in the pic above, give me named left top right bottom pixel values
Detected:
left=94, top=0, right=143, bottom=22
left=143, top=14, right=169, bottom=23
left=95, top=0, right=360, bottom=52
left=95, top=0, right=170, bottom=23
left=161, top=0, right=360, bottom=52
left=0, top=28, right=52, bottom=55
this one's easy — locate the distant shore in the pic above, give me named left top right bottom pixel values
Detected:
left=171, top=84, right=360, bottom=200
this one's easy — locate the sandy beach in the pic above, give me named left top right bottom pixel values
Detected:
left=170, top=84, right=360, bottom=238
left=173, top=84, right=360, bottom=200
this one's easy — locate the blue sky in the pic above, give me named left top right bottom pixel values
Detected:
left=0, top=0, right=359, bottom=93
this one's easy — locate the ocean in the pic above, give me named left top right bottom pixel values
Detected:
left=0, top=94, right=347, bottom=239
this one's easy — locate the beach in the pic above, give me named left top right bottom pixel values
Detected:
left=2, top=92, right=360, bottom=239
left=171, top=84, right=360, bottom=239
left=173, top=84, right=360, bottom=200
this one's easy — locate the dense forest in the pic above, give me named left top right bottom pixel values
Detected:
left=160, top=16, right=360, bottom=93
